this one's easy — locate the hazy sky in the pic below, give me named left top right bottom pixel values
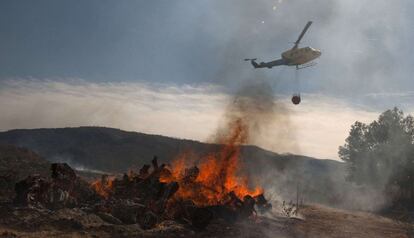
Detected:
left=1, top=0, right=413, bottom=160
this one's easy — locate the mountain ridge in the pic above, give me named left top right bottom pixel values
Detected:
left=0, top=126, right=342, bottom=170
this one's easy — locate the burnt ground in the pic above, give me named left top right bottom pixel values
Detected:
left=0, top=204, right=412, bottom=238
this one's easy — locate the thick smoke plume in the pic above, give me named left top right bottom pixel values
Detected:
left=214, top=79, right=287, bottom=146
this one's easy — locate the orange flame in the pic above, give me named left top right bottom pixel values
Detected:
left=90, top=118, right=264, bottom=206
left=90, top=175, right=116, bottom=198
left=162, top=118, right=264, bottom=206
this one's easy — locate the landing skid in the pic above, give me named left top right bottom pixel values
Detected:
left=296, top=62, right=317, bottom=70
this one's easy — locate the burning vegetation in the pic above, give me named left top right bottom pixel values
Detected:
left=159, top=118, right=264, bottom=206
left=88, top=117, right=271, bottom=229
left=10, top=118, right=271, bottom=231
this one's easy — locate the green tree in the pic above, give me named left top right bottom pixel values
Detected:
left=339, top=108, right=414, bottom=208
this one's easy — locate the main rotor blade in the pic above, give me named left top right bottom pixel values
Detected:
left=293, top=21, right=312, bottom=48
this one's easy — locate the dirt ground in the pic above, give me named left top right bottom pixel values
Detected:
left=0, top=204, right=413, bottom=238
left=288, top=205, right=414, bottom=238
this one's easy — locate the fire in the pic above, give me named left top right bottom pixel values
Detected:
left=161, top=118, right=264, bottom=206
left=90, top=175, right=116, bottom=198
left=90, top=118, right=265, bottom=207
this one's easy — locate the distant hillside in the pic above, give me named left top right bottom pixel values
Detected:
left=0, top=127, right=219, bottom=172
left=0, top=127, right=355, bottom=208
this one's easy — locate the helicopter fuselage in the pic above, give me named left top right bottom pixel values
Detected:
left=245, top=22, right=321, bottom=69
left=282, top=46, right=321, bottom=66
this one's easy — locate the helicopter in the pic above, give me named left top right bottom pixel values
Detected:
left=245, top=21, right=321, bottom=105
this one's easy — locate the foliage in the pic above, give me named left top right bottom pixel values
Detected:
left=339, top=107, right=414, bottom=209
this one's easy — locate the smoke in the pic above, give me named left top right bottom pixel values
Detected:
left=49, top=153, right=109, bottom=175
left=212, top=78, right=294, bottom=149
left=197, top=0, right=412, bottom=215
